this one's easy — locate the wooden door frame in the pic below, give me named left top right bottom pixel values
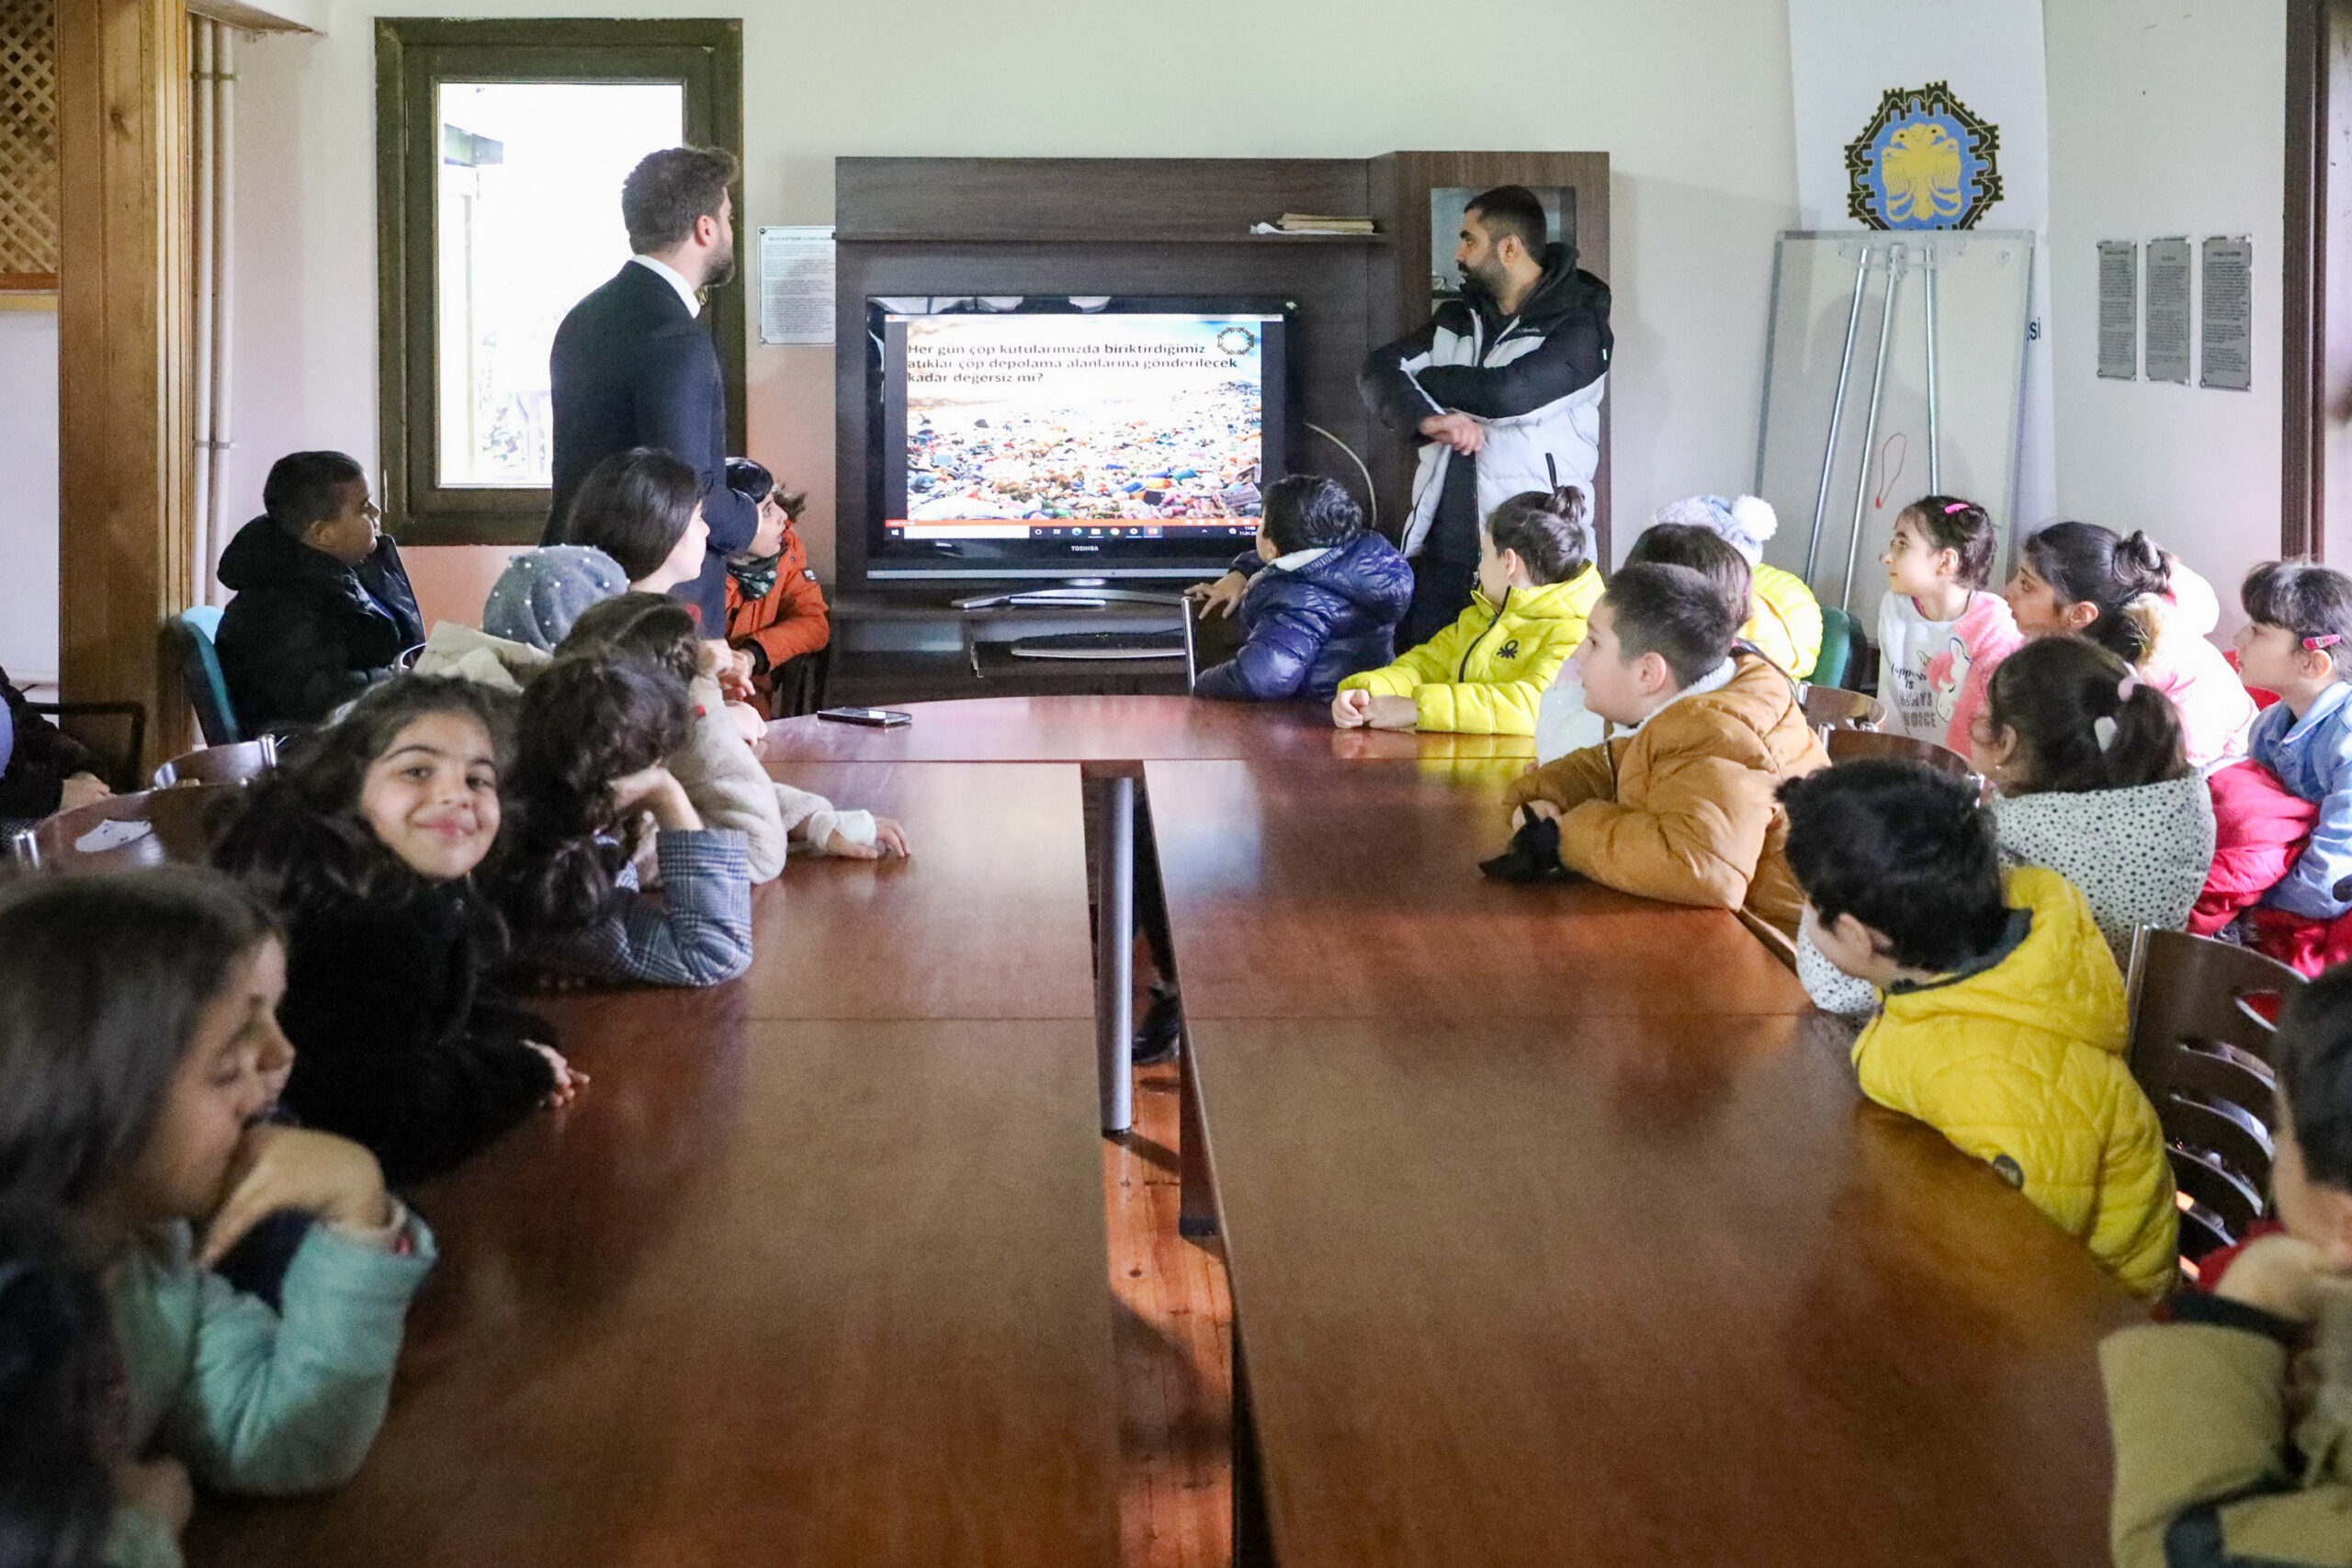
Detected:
left=57, top=0, right=193, bottom=763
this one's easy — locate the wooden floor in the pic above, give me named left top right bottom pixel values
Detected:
left=1106, top=1053, right=1233, bottom=1568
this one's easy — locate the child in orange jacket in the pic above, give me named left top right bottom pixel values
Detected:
left=720, top=459, right=830, bottom=716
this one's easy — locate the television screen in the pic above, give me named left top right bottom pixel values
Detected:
left=865, top=296, right=1294, bottom=581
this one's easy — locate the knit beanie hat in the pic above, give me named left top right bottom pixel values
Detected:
left=1654, top=494, right=1778, bottom=567
left=482, top=546, right=628, bottom=651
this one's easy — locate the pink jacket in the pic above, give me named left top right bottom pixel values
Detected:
left=1923, top=592, right=2024, bottom=757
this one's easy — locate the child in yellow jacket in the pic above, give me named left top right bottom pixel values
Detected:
left=2101, top=966, right=2352, bottom=1568
left=1333, top=487, right=1600, bottom=736
left=1497, top=562, right=1828, bottom=933
left=1778, top=759, right=2178, bottom=1301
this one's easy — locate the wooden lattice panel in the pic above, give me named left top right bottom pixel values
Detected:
left=0, top=0, right=57, bottom=276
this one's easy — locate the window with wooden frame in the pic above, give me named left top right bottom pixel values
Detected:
left=2285, top=0, right=2352, bottom=560
left=376, top=17, right=743, bottom=545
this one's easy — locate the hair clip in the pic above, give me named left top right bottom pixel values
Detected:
left=2093, top=716, right=2120, bottom=753
left=2115, top=670, right=2142, bottom=701
left=1942, top=502, right=1972, bottom=514
left=2304, top=634, right=2342, bottom=651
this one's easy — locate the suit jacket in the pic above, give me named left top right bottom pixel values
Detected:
left=547, top=261, right=757, bottom=627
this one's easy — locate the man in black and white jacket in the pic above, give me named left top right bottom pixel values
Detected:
left=1361, top=185, right=1613, bottom=646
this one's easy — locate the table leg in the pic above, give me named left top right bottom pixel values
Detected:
left=1179, top=1032, right=1216, bottom=1237
left=1232, top=1333, right=1273, bottom=1567
left=1095, top=773, right=1135, bottom=1134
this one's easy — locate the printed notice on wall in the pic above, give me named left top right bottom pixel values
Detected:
left=2144, top=237, right=2192, bottom=385
left=758, top=225, right=834, bottom=346
left=2097, top=242, right=2138, bottom=380
left=2200, top=236, right=2253, bottom=391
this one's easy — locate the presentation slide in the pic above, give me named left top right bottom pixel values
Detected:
left=888, top=313, right=1273, bottom=541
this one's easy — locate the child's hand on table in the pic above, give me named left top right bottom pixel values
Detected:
left=1363, top=695, right=1418, bottom=731
left=1331, top=690, right=1374, bottom=728
left=826, top=816, right=910, bottom=860
left=528, top=1042, right=589, bottom=1108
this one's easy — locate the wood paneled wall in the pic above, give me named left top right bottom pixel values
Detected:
left=58, top=0, right=191, bottom=761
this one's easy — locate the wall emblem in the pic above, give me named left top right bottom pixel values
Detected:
left=1845, top=81, right=2002, bottom=231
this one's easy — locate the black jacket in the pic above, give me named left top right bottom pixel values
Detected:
left=259, top=848, right=558, bottom=1188
left=0, top=665, right=103, bottom=818
left=1193, top=535, right=1415, bottom=703
left=214, top=517, right=425, bottom=734
left=547, top=262, right=758, bottom=629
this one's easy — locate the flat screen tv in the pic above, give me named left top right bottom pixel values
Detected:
left=865, top=295, right=1295, bottom=583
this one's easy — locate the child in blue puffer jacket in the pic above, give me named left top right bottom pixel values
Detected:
left=1188, top=475, right=1412, bottom=703
left=2233, top=561, right=2352, bottom=925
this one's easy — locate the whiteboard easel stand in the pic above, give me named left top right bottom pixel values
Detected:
left=1841, top=247, right=1907, bottom=615
left=1804, top=247, right=1874, bottom=582
left=1922, top=247, right=1941, bottom=494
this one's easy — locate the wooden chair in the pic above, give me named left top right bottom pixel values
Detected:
left=1824, top=727, right=1975, bottom=784
left=2125, top=929, right=2305, bottom=1269
left=1801, top=685, right=1884, bottom=737
left=9, top=784, right=236, bottom=872
left=152, top=734, right=277, bottom=789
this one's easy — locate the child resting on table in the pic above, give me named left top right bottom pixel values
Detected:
left=488, top=654, right=753, bottom=988
left=1331, top=486, right=1600, bottom=736
left=0, top=868, right=435, bottom=1568
left=2100, top=964, right=2352, bottom=1568
left=1490, top=562, right=1828, bottom=936
left=1778, top=760, right=2177, bottom=1300
left=1874, top=494, right=2022, bottom=752
left=557, top=592, right=906, bottom=881
left=1188, top=474, right=1412, bottom=704
left=210, top=675, right=583, bottom=1187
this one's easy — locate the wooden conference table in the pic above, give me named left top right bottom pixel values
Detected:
left=763, top=696, right=2143, bottom=1567
left=190, top=698, right=2141, bottom=1568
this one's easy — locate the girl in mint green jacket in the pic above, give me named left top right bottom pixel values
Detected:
left=0, top=869, right=435, bottom=1568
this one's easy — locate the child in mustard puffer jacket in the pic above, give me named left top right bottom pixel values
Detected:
left=1779, top=759, right=2178, bottom=1301
left=1332, top=486, right=1600, bottom=736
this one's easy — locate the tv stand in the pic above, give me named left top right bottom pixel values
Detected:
left=952, top=585, right=1192, bottom=611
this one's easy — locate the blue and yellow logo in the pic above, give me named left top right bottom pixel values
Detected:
left=1844, top=81, right=2002, bottom=231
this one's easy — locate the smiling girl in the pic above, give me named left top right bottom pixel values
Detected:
left=0, top=869, right=432, bottom=1565
left=212, top=676, right=581, bottom=1187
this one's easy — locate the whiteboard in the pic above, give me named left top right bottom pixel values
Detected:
left=1754, top=231, right=2033, bottom=618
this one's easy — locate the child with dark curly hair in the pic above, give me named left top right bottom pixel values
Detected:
left=489, top=655, right=753, bottom=987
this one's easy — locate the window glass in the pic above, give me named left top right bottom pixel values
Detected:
left=435, top=82, right=684, bottom=486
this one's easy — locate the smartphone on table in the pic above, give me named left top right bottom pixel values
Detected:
left=816, top=707, right=913, bottom=728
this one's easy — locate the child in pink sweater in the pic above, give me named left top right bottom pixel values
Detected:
left=1875, top=495, right=2023, bottom=753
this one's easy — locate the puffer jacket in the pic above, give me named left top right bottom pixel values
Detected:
left=1360, top=243, right=1612, bottom=558
left=1194, top=534, right=1414, bottom=703
left=1500, top=651, right=1829, bottom=931
left=1854, top=864, right=2177, bottom=1301
left=722, top=520, right=831, bottom=713
left=2103, top=1286, right=2352, bottom=1567
left=214, top=515, right=425, bottom=733
left=1337, top=567, right=1602, bottom=734
left=1746, top=563, right=1824, bottom=680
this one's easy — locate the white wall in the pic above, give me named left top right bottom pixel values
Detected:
left=227, top=0, right=1804, bottom=581
left=2044, top=0, right=2285, bottom=623
left=0, top=305, right=60, bottom=685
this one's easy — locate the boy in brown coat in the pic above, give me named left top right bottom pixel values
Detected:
left=2100, top=965, right=2352, bottom=1568
left=1497, top=562, right=1828, bottom=934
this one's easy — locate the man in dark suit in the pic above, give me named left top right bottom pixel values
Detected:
left=548, top=144, right=758, bottom=629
